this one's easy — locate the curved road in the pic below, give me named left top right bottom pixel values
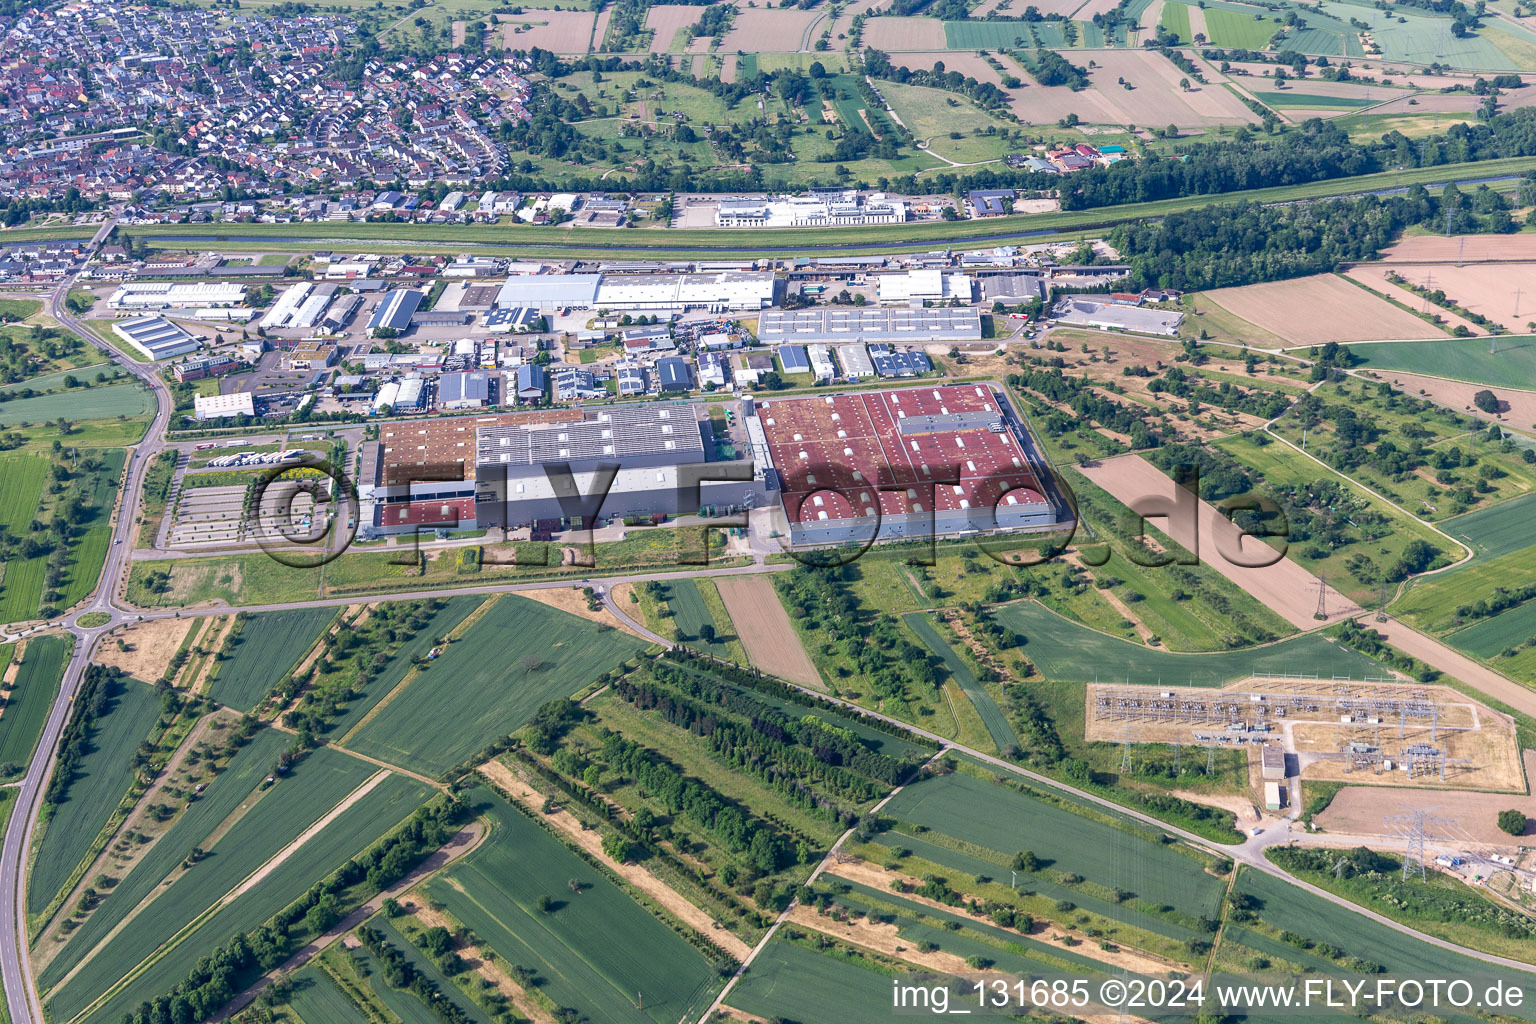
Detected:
left=3, top=229, right=1535, bottom=1024
left=0, top=212, right=180, bottom=1024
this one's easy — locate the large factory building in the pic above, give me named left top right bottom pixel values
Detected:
left=360, top=405, right=763, bottom=536
left=747, top=383, right=1059, bottom=547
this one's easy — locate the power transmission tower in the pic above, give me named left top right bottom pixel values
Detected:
left=1422, top=269, right=1434, bottom=315
left=1386, top=806, right=1450, bottom=882
left=1376, top=581, right=1391, bottom=623
left=1119, top=720, right=1134, bottom=775
left=1314, top=573, right=1330, bottom=621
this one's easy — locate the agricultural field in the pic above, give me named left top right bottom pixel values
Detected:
left=714, top=576, right=822, bottom=687
left=992, top=601, right=1386, bottom=684
left=54, top=450, right=126, bottom=613
left=422, top=785, right=723, bottom=1024
left=1392, top=544, right=1536, bottom=635
left=27, top=678, right=162, bottom=918
left=205, top=607, right=340, bottom=711
left=901, top=612, right=1019, bottom=753
left=344, top=595, right=640, bottom=776
left=91, top=772, right=432, bottom=1024
left=1441, top=492, right=1536, bottom=559
left=1006, top=48, right=1259, bottom=128
left=881, top=81, right=1017, bottom=162
left=1202, top=4, right=1285, bottom=47
left=43, top=741, right=429, bottom=1024
left=0, top=453, right=50, bottom=623
left=644, top=578, right=741, bottom=661
left=1349, top=336, right=1536, bottom=390
left=1203, top=274, right=1444, bottom=345
left=1159, top=1, right=1191, bottom=41
left=846, top=765, right=1231, bottom=959
left=0, top=635, right=68, bottom=776
left=724, top=938, right=894, bottom=1022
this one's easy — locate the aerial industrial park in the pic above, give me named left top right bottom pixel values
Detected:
left=9, top=0, right=1536, bottom=1019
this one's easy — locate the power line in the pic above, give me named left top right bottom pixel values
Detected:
left=1385, top=806, right=1451, bottom=882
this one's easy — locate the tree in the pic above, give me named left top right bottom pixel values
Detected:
left=1473, top=389, right=1501, bottom=414
left=1498, top=809, right=1527, bottom=835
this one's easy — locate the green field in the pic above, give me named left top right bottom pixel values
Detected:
left=88, top=773, right=431, bottom=1024
left=286, top=967, right=374, bottom=1024
left=661, top=579, right=737, bottom=660
left=0, top=454, right=50, bottom=623
left=901, top=612, right=1020, bottom=754
left=1392, top=544, right=1536, bottom=635
left=725, top=939, right=893, bottom=1022
left=0, top=636, right=68, bottom=775
left=943, top=19, right=1037, bottom=47
left=1203, top=5, right=1284, bottom=47
left=45, top=745, right=387, bottom=1020
left=0, top=382, right=153, bottom=427
left=1349, top=336, right=1536, bottom=388
left=365, top=918, right=495, bottom=1024
left=424, top=786, right=721, bottom=1024
left=1235, top=868, right=1536, bottom=997
left=206, top=608, right=339, bottom=711
left=1447, top=598, right=1536, bottom=658
left=1441, top=493, right=1536, bottom=559
left=1160, top=1, right=1192, bottom=41
left=38, top=727, right=291, bottom=993
left=28, top=679, right=161, bottom=917
left=346, top=596, right=640, bottom=776
left=55, top=450, right=126, bottom=612
left=323, top=598, right=485, bottom=738
left=993, top=601, right=1387, bottom=683
left=880, top=82, right=1014, bottom=163
left=882, top=769, right=1227, bottom=922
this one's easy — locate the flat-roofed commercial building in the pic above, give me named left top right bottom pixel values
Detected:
left=473, top=404, right=761, bottom=529
left=113, top=315, right=201, bottom=360
left=367, top=289, right=424, bottom=336
left=494, top=274, right=601, bottom=311
left=108, top=281, right=247, bottom=309
left=193, top=390, right=256, bottom=420
left=758, top=307, right=981, bottom=345
left=750, top=383, right=1058, bottom=547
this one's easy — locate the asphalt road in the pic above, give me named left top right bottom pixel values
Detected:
left=3, top=227, right=1534, bottom=1024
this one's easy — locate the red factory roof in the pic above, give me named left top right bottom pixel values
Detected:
left=756, top=384, right=1046, bottom=526
left=377, top=496, right=477, bottom=527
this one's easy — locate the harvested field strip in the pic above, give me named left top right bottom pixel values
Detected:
left=347, top=596, right=639, bottom=777
left=207, top=607, right=341, bottom=711
left=713, top=576, right=823, bottom=688
left=0, top=634, right=68, bottom=769
left=725, top=939, right=893, bottom=1022
left=1203, top=274, right=1447, bottom=345
left=992, top=601, right=1384, bottom=684
left=1441, top=493, right=1536, bottom=560
left=47, top=747, right=382, bottom=1020
left=424, top=786, right=720, bottom=1024
left=37, top=727, right=291, bottom=991
left=27, top=679, right=162, bottom=917
left=881, top=770, right=1225, bottom=922
left=323, top=597, right=484, bottom=737
left=87, top=774, right=432, bottom=1024
left=901, top=613, right=1019, bottom=754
